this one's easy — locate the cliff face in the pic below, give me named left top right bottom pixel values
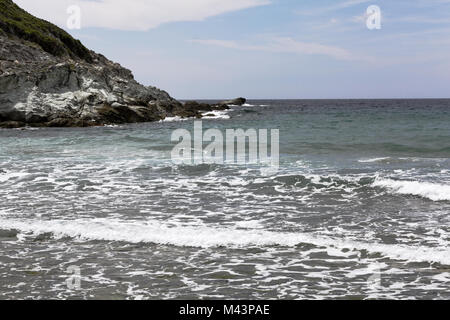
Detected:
left=0, top=0, right=199, bottom=128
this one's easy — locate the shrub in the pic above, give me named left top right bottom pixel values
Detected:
left=0, top=0, right=92, bottom=62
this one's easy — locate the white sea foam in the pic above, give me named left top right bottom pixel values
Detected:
left=0, top=171, right=29, bottom=183
left=358, top=157, right=391, bottom=163
left=373, top=178, right=450, bottom=201
left=228, top=103, right=255, bottom=107
left=0, top=218, right=448, bottom=265
left=201, top=110, right=231, bottom=119
left=160, top=110, right=231, bottom=122
left=159, top=116, right=190, bottom=122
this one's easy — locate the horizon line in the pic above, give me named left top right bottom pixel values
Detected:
left=178, top=97, right=450, bottom=101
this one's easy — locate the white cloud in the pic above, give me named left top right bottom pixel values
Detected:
left=14, top=0, right=270, bottom=31
left=332, top=0, right=372, bottom=10
left=190, top=37, right=374, bottom=62
left=295, top=0, right=371, bottom=16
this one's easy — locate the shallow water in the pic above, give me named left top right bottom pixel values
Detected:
left=0, top=99, right=449, bottom=299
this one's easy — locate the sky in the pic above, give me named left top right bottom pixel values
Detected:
left=14, top=0, right=450, bottom=99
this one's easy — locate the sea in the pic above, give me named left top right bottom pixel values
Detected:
left=0, top=99, right=449, bottom=299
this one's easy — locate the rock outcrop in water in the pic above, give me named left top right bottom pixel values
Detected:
left=0, top=0, right=234, bottom=128
left=219, top=97, right=246, bottom=106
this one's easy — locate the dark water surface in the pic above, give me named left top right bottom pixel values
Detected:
left=0, top=99, right=449, bottom=299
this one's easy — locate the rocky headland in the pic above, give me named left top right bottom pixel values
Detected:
left=0, top=0, right=245, bottom=128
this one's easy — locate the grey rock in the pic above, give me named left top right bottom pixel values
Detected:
left=0, top=0, right=204, bottom=128
left=0, top=33, right=199, bottom=128
left=219, top=97, right=247, bottom=106
left=0, top=0, right=246, bottom=128
left=182, top=101, right=232, bottom=114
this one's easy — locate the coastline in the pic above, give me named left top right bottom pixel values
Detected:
left=0, top=0, right=246, bottom=129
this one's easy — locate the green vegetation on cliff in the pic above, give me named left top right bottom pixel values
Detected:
left=0, top=0, right=92, bottom=62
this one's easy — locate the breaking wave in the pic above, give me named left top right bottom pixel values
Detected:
left=0, top=218, right=449, bottom=265
left=373, top=178, right=450, bottom=201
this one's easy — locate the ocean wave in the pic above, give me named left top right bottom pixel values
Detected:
left=358, top=157, right=391, bottom=163
left=159, top=116, right=190, bottom=122
left=273, top=174, right=373, bottom=190
left=0, top=171, right=30, bottom=183
left=304, top=142, right=450, bottom=154
left=160, top=110, right=231, bottom=121
left=201, top=110, right=231, bottom=120
left=0, top=218, right=448, bottom=265
left=373, top=178, right=450, bottom=201
left=358, top=157, right=448, bottom=164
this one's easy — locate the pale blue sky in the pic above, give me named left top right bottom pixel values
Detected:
left=16, top=0, right=450, bottom=99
